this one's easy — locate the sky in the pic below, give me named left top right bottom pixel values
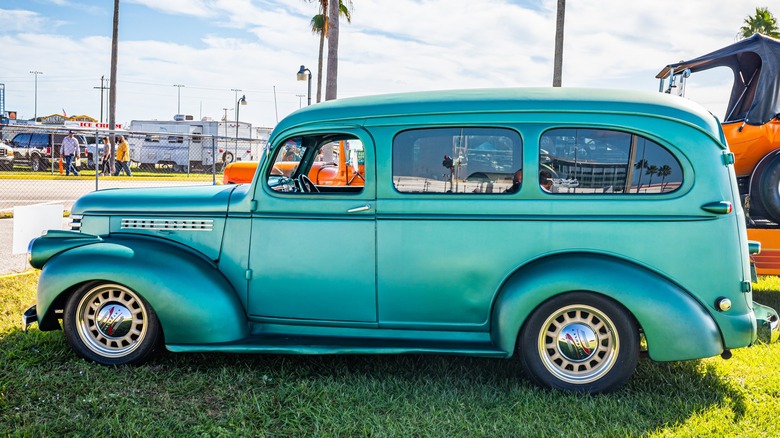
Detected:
left=0, top=0, right=770, bottom=129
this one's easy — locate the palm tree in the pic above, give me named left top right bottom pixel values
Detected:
left=634, top=158, right=648, bottom=192
left=307, top=1, right=352, bottom=103
left=552, top=0, right=565, bottom=87
left=108, top=0, right=119, bottom=174
left=646, top=165, right=659, bottom=190
left=658, top=164, right=672, bottom=191
left=739, top=7, right=780, bottom=39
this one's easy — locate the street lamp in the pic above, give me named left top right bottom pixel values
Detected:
left=173, top=84, right=185, bottom=115
left=235, top=94, right=247, bottom=141
left=30, top=70, right=43, bottom=121
left=297, top=65, right=311, bottom=106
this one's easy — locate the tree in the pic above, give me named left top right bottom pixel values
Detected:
left=658, top=164, right=672, bottom=190
left=552, top=0, right=565, bottom=87
left=739, top=7, right=780, bottom=39
left=108, top=0, right=119, bottom=174
left=307, top=1, right=352, bottom=103
left=634, top=158, right=648, bottom=193
left=646, top=165, right=659, bottom=190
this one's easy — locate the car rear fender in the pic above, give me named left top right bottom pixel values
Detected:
left=35, top=235, right=248, bottom=344
left=491, top=252, right=723, bottom=361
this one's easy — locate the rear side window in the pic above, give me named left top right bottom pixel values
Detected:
left=540, top=128, right=683, bottom=194
left=393, top=127, right=523, bottom=194
left=29, top=134, right=49, bottom=148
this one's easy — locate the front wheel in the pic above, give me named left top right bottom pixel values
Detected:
left=63, top=283, right=163, bottom=365
left=518, top=292, right=638, bottom=393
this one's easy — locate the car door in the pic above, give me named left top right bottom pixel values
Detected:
left=247, top=128, right=377, bottom=323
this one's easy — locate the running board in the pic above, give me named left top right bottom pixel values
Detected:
left=167, top=333, right=508, bottom=357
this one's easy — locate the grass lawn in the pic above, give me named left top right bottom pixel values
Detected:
left=1, top=272, right=778, bottom=436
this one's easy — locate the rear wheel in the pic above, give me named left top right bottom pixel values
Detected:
left=519, top=292, right=638, bottom=393
left=63, top=282, right=162, bottom=365
left=30, top=156, right=43, bottom=171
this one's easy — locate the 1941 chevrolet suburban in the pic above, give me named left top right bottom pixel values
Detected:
left=23, top=88, right=779, bottom=393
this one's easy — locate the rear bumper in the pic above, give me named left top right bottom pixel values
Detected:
left=754, top=301, right=780, bottom=343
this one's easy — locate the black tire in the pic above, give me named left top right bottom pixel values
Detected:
left=223, top=152, right=235, bottom=165
left=518, top=292, right=639, bottom=394
left=756, top=155, right=780, bottom=223
left=30, top=156, right=43, bottom=172
left=63, top=282, right=163, bottom=365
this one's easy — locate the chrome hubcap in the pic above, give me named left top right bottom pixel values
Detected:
left=76, top=284, right=148, bottom=358
left=538, top=304, right=619, bottom=384
left=557, top=323, right=598, bottom=362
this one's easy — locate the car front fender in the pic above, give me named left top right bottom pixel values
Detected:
left=492, top=253, right=724, bottom=362
left=36, top=235, right=248, bottom=345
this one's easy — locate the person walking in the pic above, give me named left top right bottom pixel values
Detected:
left=100, top=136, right=112, bottom=176
left=61, top=131, right=81, bottom=176
left=113, top=135, right=132, bottom=176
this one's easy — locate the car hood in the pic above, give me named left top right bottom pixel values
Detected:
left=72, top=184, right=238, bottom=216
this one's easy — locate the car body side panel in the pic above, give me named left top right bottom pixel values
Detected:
left=35, top=236, right=248, bottom=344
left=492, top=253, right=740, bottom=361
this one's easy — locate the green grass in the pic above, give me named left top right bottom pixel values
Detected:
left=1, top=272, right=779, bottom=436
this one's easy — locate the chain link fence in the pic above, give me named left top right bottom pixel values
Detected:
left=0, top=124, right=267, bottom=274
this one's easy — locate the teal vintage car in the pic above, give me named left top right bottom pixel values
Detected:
left=23, top=88, right=779, bottom=393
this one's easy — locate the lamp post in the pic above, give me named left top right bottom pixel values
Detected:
left=297, top=65, right=311, bottom=106
left=173, top=84, right=185, bottom=115
left=235, top=94, right=247, bottom=141
left=30, top=70, right=43, bottom=121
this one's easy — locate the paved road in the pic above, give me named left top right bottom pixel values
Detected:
left=0, top=178, right=214, bottom=275
left=1, top=178, right=215, bottom=212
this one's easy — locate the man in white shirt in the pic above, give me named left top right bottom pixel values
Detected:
left=61, top=131, right=81, bottom=176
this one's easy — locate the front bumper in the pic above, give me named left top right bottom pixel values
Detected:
left=22, top=305, right=37, bottom=332
left=754, top=301, right=780, bottom=343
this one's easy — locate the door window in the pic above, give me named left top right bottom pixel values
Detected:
left=266, top=135, right=365, bottom=194
left=392, top=127, right=523, bottom=194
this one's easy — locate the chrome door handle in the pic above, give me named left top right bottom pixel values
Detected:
left=347, top=204, right=371, bottom=213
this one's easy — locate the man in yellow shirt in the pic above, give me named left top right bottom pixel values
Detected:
left=113, top=135, right=132, bottom=176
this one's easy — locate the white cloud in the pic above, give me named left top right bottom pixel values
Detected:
left=0, top=0, right=771, bottom=126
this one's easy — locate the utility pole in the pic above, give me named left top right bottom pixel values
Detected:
left=29, top=71, right=43, bottom=121
left=230, top=88, right=241, bottom=120
left=173, top=84, right=185, bottom=115
left=93, top=76, right=109, bottom=123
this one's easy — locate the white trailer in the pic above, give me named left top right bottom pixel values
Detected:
left=129, top=119, right=253, bottom=171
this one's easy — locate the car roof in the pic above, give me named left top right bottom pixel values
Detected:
left=274, top=88, right=721, bottom=138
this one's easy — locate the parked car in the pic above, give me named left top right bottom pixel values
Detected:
left=0, top=140, right=14, bottom=170
left=23, top=88, right=779, bottom=394
left=8, top=131, right=89, bottom=171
